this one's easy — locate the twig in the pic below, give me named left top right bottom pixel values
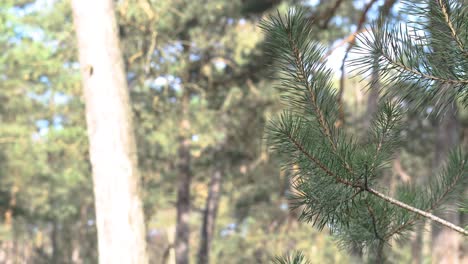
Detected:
left=367, top=187, right=467, bottom=235
left=384, top=157, right=464, bottom=238
left=128, top=51, right=144, bottom=65
left=322, top=28, right=368, bottom=61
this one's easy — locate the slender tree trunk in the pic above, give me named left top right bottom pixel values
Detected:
left=175, top=93, right=192, bottom=264
left=432, top=102, right=460, bottom=264
left=411, top=223, right=424, bottom=264
left=72, top=204, right=87, bottom=264
left=71, top=0, right=149, bottom=263
left=2, top=184, right=17, bottom=264
left=51, top=220, right=60, bottom=264
left=364, top=0, right=397, bottom=128
left=364, top=57, right=380, bottom=128
left=197, top=166, right=222, bottom=264
left=429, top=1, right=461, bottom=262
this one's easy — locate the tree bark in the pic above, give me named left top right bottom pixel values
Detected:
left=71, top=0, right=149, bottom=263
left=197, top=167, right=222, bottom=264
left=175, top=93, right=192, bottom=264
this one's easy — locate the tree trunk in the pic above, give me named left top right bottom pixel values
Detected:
left=363, top=57, right=380, bottom=129
left=72, top=204, right=88, bottom=264
left=429, top=1, right=461, bottom=262
left=71, top=0, right=149, bottom=263
left=175, top=94, right=192, bottom=264
left=364, top=0, right=397, bottom=128
left=432, top=103, right=460, bottom=264
left=197, top=167, right=222, bottom=264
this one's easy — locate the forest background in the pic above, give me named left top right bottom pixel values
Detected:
left=0, top=0, right=466, bottom=263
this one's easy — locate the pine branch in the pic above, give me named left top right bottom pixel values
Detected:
left=379, top=51, right=468, bottom=85
left=275, top=109, right=467, bottom=236
left=287, top=30, right=333, bottom=145
left=283, top=124, right=360, bottom=189
left=288, top=122, right=467, bottom=235
left=351, top=0, right=468, bottom=113
left=262, top=10, right=357, bottom=177
left=437, top=0, right=466, bottom=56
left=263, top=7, right=468, bottom=255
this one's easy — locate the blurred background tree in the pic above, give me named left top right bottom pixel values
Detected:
left=0, top=0, right=465, bottom=263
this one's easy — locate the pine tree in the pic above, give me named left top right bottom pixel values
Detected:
left=261, top=0, right=467, bottom=261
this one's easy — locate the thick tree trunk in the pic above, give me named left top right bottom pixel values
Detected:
left=175, top=94, right=192, bottom=264
left=432, top=103, right=460, bottom=264
left=197, top=167, right=222, bottom=264
left=71, top=0, right=148, bottom=263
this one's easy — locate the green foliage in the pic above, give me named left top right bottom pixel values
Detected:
left=262, top=6, right=467, bottom=260
left=351, top=0, right=468, bottom=115
left=272, top=251, right=310, bottom=264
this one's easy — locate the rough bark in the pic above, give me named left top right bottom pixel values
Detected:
left=71, top=0, right=149, bottom=263
left=175, top=94, right=192, bottom=264
left=197, top=167, right=222, bottom=264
